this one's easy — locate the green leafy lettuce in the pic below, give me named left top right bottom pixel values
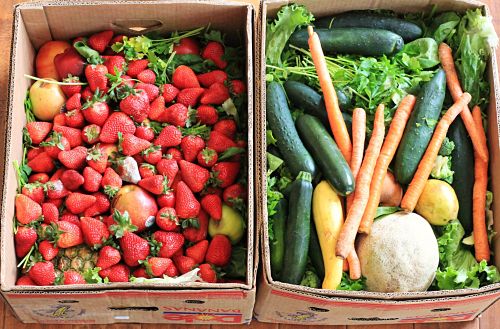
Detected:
left=337, top=272, right=366, bottom=291
left=397, top=38, right=440, bottom=72
left=300, top=270, right=320, bottom=288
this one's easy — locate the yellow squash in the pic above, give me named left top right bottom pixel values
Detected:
left=312, top=180, right=344, bottom=290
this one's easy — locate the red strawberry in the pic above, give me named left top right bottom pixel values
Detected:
left=198, top=263, right=217, bottom=283
left=42, top=202, right=59, bottom=224
left=39, top=240, right=59, bottom=261
left=53, top=113, right=66, bottom=126
left=99, top=263, right=130, bottom=282
left=26, top=122, right=52, bottom=144
left=49, top=168, right=66, bottom=182
left=202, top=41, right=227, bottom=69
left=207, top=130, right=237, bottom=153
left=100, top=112, right=136, bottom=143
left=86, top=144, right=108, bottom=173
left=41, top=132, right=70, bottom=159
left=201, top=194, right=222, bottom=220
left=212, top=162, right=240, bottom=188
left=162, top=84, right=180, bottom=103
left=28, top=152, right=55, bottom=173
left=15, top=194, right=42, bottom=225
left=65, top=192, right=96, bottom=214
left=186, top=240, right=208, bottom=264
left=230, top=79, right=246, bottom=95
left=88, top=30, right=113, bottom=53
left=82, top=99, right=110, bottom=126
left=81, top=86, right=94, bottom=102
left=102, top=167, right=122, bottom=197
left=152, top=231, right=184, bottom=258
left=103, top=55, right=126, bottom=75
left=29, top=173, right=49, bottom=184
left=127, top=59, right=149, bottom=78
left=166, top=148, right=183, bottom=163
left=65, top=92, right=82, bottom=110
left=28, top=261, right=55, bottom=286
left=142, top=145, right=162, bottom=165
left=175, top=181, right=200, bottom=219
left=85, top=64, right=108, bottom=93
left=80, top=216, right=110, bottom=247
left=138, top=175, right=170, bottom=195
left=157, top=191, right=175, bottom=208
left=154, top=125, right=182, bottom=147
left=180, top=135, right=205, bottom=162
left=156, top=207, right=179, bottom=231
left=197, top=70, right=227, bottom=87
left=16, top=275, right=36, bottom=286
left=133, top=267, right=150, bottom=278
left=21, top=183, right=45, bottom=204
left=15, top=226, right=37, bottom=258
left=179, top=160, right=209, bottom=193
left=172, top=65, right=200, bottom=89
left=120, top=90, right=150, bottom=123
left=45, top=198, right=63, bottom=208
left=120, top=232, right=150, bottom=267
left=142, top=257, right=171, bottom=277
left=82, top=124, right=101, bottom=144
left=64, top=109, right=85, bottom=128
left=139, top=163, right=156, bottom=179
left=83, top=192, right=110, bottom=217
left=83, top=166, right=103, bottom=192
left=148, top=95, right=166, bottom=121
left=214, top=119, right=237, bottom=139
left=164, top=260, right=179, bottom=277
left=156, top=158, right=179, bottom=184
left=200, top=82, right=229, bottom=105
left=60, top=169, right=85, bottom=191
left=223, top=183, right=247, bottom=206
left=59, top=212, right=79, bottom=227
left=196, top=105, right=218, bottom=125
left=50, top=221, right=84, bottom=248
left=182, top=209, right=209, bottom=243
left=45, top=180, right=70, bottom=199
left=205, top=234, right=232, bottom=267
left=96, top=246, right=121, bottom=270
left=173, top=37, right=199, bottom=55
left=53, top=125, right=83, bottom=148
left=136, top=82, right=159, bottom=102
left=119, top=132, right=151, bottom=156
left=137, top=69, right=156, bottom=84
left=135, top=124, right=155, bottom=142
left=27, top=147, right=44, bottom=161
left=110, top=34, right=125, bottom=45
left=197, top=148, right=217, bottom=168
left=58, top=146, right=87, bottom=170
left=163, top=103, right=189, bottom=127
left=63, top=270, right=86, bottom=285
left=174, top=255, right=197, bottom=274
left=61, top=76, right=82, bottom=97
left=176, top=87, right=204, bottom=107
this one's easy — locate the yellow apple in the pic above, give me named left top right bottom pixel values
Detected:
left=208, top=204, right=245, bottom=244
left=29, top=79, right=66, bottom=121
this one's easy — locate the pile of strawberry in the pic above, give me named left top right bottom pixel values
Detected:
left=15, top=29, right=248, bottom=286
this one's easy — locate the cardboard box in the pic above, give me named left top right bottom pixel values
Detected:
left=255, top=0, right=500, bottom=325
left=0, top=0, right=257, bottom=324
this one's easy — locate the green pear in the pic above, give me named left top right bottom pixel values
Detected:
left=208, top=204, right=245, bottom=244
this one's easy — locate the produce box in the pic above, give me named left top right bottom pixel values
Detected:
left=255, top=0, right=500, bottom=325
left=0, top=0, right=256, bottom=324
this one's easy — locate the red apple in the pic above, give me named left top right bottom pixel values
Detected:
left=112, top=185, right=158, bottom=232
left=36, top=41, right=71, bottom=80
left=29, top=79, right=66, bottom=121
left=54, top=48, right=85, bottom=80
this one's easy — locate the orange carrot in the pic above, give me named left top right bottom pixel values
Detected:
left=346, top=108, right=366, bottom=210
left=472, top=106, right=490, bottom=262
left=347, top=250, right=361, bottom=280
left=343, top=259, right=349, bottom=272
left=358, top=95, right=417, bottom=233
left=308, top=26, right=352, bottom=163
left=336, top=104, right=385, bottom=259
left=438, top=43, right=488, bottom=162
left=401, top=93, right=471, bottom=211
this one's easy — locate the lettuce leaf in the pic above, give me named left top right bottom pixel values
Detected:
left=337, top=272, right=366, bottom=291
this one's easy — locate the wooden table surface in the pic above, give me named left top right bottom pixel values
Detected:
left=0, top=0, right=499, bottom=328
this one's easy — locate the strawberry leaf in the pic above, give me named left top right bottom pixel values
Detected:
left=218, top=147, right=245, bottom=161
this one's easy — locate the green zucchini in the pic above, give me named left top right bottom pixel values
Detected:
left=289, top=27, right=404, bottom=57
left=296, top=114, right=355, bottom=196
left=270, top=198, right=287, bottom=279
left=280, top=171, right=313, bottom=285
left=316, top=10, right=422, bottom=42
left=267, top=82, right=317, bottom=177
left=309, top=220, right=325, bottom=281
left=448, top=117, right=474, bottom=234
left=394, top=68, right=446, bottom=185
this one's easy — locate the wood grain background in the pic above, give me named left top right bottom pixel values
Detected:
left=0, top=0, right=498, bottom=328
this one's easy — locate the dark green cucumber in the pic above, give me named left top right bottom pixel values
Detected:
left=270, top=198, right=288, bottom=279
left=296, top=114, right=355, bottom=196
left=448, top=117, right=474, bottom=235
left=395, top=68, right=446, bottom=185
left=267, top=82, right=317, bottom=177
left=316, top=10, right=422, bottom=42
left=289, top=27, right=404, bottom=57
left=309, top=220, right=325, bottom=281
left=280, top=171, right=313, bottom=285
